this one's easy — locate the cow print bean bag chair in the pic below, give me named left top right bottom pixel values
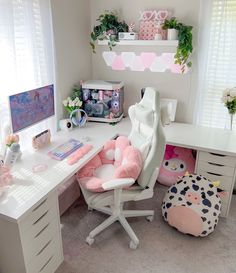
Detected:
left=162, top=173, right=225, bottom=237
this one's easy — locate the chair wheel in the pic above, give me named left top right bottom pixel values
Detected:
left=86, top=236, right=94, bottom=245
left=129, top=241, right=138, bottom=250
left=146, top=215, right=154, bottom=222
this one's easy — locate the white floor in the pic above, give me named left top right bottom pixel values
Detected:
left=56, top=185, right=236, bottom=273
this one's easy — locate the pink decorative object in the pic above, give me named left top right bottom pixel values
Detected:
left=170, top=63, right=188, bottom=74
left=67, top=144, right=93, bottom=165
left=77, top=136, right=143, bottom=192
left=158, top=145, right=195, bottom=186
left=0, top=165, right=12, bottom=188
left=139, top=10, right=169, bottom=40
left=140, top=52, right=156, bottom=68
left=32, top=164, right=48, bottom=173
left=112, top=56, right=125, bottom=71
left=5, top=134, right=19, bottom=147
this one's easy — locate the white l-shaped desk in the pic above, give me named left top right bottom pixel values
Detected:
left=0, top=118, right=236, bottom=273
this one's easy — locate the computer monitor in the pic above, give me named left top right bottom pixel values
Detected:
left=9, top=84, right=55, bottom=133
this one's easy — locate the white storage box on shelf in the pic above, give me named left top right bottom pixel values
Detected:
left=81, top=80, right=124, bottom=123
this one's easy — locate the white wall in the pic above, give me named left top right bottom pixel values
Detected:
left=51, top=0, right=92, bottom=119
left=90, top=0, right=200, bottom=123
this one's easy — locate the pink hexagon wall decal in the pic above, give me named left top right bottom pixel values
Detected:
left=162, top=53, right=175, bottom=69
left=130, top=56, right=145, bottom=71
left=140, top=52, right=156, bottom=69
left=170, top=63, right=188, bottom=74
left=102, top=51, right=189, bottom=74
left=112, top=56, right=125, bottom=70
left=121, top=52, right=136, bottom=68
left=102, top=51, right=116, bottom=67
left=150, top=56, right=167, bottom=72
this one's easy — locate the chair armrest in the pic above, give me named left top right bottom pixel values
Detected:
left=102, top=178, right=135, bottom=191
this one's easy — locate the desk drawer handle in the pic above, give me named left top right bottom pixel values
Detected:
left=207, top=172, right=223, bottom=177
left=33, top=210, right=49, bottom=226
left=209, top=153, right=226, bottom=157
left=35, top=223, right=50, bottom=238
left=33, top=198, right=47, bottom=212
left=208, top=162, right=224, bottom=167
left=36, top=239, right=52, bottom=256
left=39, top=255, right=53, bottom=272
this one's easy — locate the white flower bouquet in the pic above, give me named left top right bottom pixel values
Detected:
left=62, top=96, right=83, bottom=114
left=221, top=87, right=236, bottom=115
left=62, top=84, right=83, bottom=114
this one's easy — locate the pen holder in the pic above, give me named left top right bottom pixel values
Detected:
left=32, top=129, right=51, bottom=149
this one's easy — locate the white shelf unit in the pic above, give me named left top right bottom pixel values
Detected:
left=98, top=40, right=178, bottom=47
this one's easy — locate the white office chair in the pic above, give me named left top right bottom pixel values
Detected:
left=78, top=87, right=166, bottom=249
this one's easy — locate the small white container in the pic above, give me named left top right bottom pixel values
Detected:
left=167, top=29, right=178, bottom=40
left=154, top=33, right=162, bottom=40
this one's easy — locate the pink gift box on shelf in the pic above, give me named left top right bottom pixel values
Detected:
left=139, top=10, right=169, bottom=40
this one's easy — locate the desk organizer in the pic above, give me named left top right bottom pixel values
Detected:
left=81, top=80, right=124, bottom=123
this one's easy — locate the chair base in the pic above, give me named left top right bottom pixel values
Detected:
left=86, top=205, right=154, bottom=249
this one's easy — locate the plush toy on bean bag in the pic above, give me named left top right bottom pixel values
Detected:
left=77, top=136, right=143, bottom=192
left=162, top=173, right=226, bottom=237
left=158, top=145, right=195, bottom=186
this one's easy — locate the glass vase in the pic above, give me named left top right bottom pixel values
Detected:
left=230, top=114, right=234, bottom=130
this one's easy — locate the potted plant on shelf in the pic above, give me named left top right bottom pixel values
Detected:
left=90, top=10, right=128, bottom=53
left=162, top=17, right=179, bottom=40
left=163, top=17, right=193, bottom=72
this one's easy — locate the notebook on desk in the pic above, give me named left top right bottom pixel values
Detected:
left=48, top=138, right=83, bottom=161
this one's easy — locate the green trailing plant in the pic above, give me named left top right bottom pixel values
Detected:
left=90, top=10, right=128, bottom=53
left=163, top=17, right=193, bottom=73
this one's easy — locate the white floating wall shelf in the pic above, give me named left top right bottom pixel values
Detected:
left=98, top=40, right=178, bottom=46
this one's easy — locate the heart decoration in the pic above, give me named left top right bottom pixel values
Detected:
left=157, top=10, right=169, bottom=22
left=139, top=10, right=156, bottom=21
left=140, top=10, right=169, bottom=21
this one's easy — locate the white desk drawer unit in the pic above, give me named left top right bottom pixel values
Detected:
left=0, top=191, right=63, bottom=273
left=196, top=151, right=236, bottom=217
left=19, top=192, right=63, bottom=273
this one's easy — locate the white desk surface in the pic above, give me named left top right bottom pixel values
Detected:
left=1, top=118, right=236, bottom=222
left=164, top=122, right=236, bottom=157
left=0, top=120, right=129, bottom=223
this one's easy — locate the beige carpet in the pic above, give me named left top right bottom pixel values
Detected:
left=56, top=185, right=236, bottom=273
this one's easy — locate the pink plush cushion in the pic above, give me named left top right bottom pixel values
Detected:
left=114, top=146, right=142, bottom=180
left=77, top=136, right=143, bottom=192
left=99, top=139, right=116, bottom=164
left=114, top=136, right=130, bottom=167
left=78, top=155, right=102, bottom=178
